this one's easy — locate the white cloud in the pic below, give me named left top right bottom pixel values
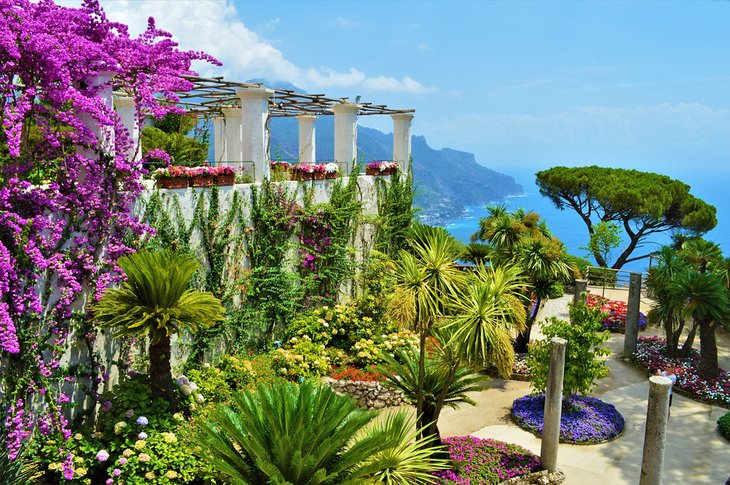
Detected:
left=57, top=0, right=432, bottom=94
left=335, top=16, right=357, bottom=28
left=416, top=43, right=430, bottom=51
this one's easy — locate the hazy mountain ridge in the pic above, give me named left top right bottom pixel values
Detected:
left=261, top=81, right=523, bottom=223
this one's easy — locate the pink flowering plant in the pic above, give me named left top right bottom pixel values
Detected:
left=586, top=293, right=647, bottom=332
left=0, top=0, right=218, bottom=468
left=432, top=436, right=541, bottom=484
left=366, top=161, right=400, bottom=173
left=633, top=336, right=730, bottom=406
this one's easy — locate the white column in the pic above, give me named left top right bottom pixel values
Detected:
left=113, top=96, right=140, bottom=164
left=296, top=114, right=317, bottom=164
left=237, top=87, right=274, bottom=182
left=221, top=107, right=242, bottom=163
left=79, top=71, right=116, bottom=157
left=212, top=116, right=226, bottom=163
left=391, top=112, right=414, bottom=173
left=333, top=102, right=360, bottom=173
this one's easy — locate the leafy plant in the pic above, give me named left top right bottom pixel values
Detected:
left=192, top=380, right=445, bottom=484
left=528, top=300, right=610, bottom=396
left=718, top=411, right=730, bottom=440
left=94, top=250, right=225, bottom=408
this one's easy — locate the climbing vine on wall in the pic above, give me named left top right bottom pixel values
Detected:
left=373, top=164, right=414, bottom=258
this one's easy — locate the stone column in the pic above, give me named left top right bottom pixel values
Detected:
left=333, top=102, right=360, bottom=173
left=296, top=114, right=317, bottom=164
left=221, top=107, right=242, bottom=163
left=212, top=116, right=226, bottom=163
left=640, top=376, right=672, bottom=485
left=391, top=112, right=414, bottom=173
left=573, top=279, right=588, bottom=306
left=237, top=87, right=274, bottom=182
left=624, top=272, right=642, bottom=357
left=541, top=337, right=567, bottom=473
left=113, top=96, right=140, bottom=164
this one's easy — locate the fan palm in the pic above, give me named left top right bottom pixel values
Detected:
left=94, top=250, right=225, bottom=407
left=647, top=246, right=690, bottom=357
left=193, top=380, right=445, bottom=484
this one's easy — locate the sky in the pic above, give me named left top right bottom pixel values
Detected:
left=62, top=0, right=730, bottom=187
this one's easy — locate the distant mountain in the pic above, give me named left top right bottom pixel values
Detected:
left=251, top=81, right=523, bottom=223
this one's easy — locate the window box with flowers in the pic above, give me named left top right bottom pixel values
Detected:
left=188, top=166, right=214, bottom=187
left=211, top=165, right=237, bottom=186
left=323, top=163, right=340, bottom=179
left=311, top=163, right=327, bottom=180
left=153, top=165, right=190, bottom=189
left=365, top=161, right=400, bottom=176
left=291, top=163, right=315, bottom=181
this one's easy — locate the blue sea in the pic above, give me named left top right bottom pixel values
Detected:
left=441, top=168, right=729, bottom=273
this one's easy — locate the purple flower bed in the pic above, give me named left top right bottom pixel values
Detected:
left=634, top=336, right=730, bottom=407
left=432, top=436, right=541, bottom=484
left=512, top=394, right=625, bottom=444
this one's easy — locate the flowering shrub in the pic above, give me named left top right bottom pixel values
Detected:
left=366, top=161, right=400, bottom=173
left=586, top=293, right=647, bottom=331
left=512, top=353, right=531, bottom=378
left=512, top=394, right=625, bottom=444
left=329, top=365, right=385, bottom=382
left=291, top=163, right=315, bottom=174
left=270, top=161, right=291, bottom=170
left=432, top=436, right=541, bottom=484
left=0, top=0, right=218, bottom=458
left=351, top=331, right=420, bottom=367
left=270, top=336, right=341, bottom=380
left=142, top=148, right=172, bottom=168
left=185, top=355, right=254, bottom=404
left=633, top=336, right=730, bottom=406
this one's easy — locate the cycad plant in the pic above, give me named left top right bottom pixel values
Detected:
left=193, top=380, right=446, bottom=484
left=94, top=250, right=225, bottom=407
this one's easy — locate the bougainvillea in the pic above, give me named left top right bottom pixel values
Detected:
left=0, top=0, right=218, bottom=466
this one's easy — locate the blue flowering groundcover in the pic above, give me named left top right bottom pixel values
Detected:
left=512, top=394, right=625, bottom=444
left=432, top=436, right=541, bottom=484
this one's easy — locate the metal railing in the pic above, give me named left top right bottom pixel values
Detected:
left=585, top=266, right=648, bottom=289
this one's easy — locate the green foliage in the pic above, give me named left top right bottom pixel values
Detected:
left=185, top=355, right=254, bottom=404
left=536, top=166, right=717, bottom=269
left=580, top=221, right=622, bottom=267
left=718, top=411, right=730, bottom=440
left=528, top=301, right=610, bottom=396
left=141, top=112, right=209, bottom=167
left=269, top=336, right=341, bottom=380
left=374, top=167, right=415, bottom=258
left=563, top=253, right=591, bottom=279
left=0, top=444, right=38, bottom=485
left=587, top=266, right=618, bottom=287
left=192, top=380, right=445, bottom=484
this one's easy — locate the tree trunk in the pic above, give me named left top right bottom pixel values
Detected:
left=515, top=296, right=540, bottom=354
left=698, top=319, right=720, bottom=379
left=681, top=321, right=699, bottom=359
left=149, top=331, right=177, bottom=411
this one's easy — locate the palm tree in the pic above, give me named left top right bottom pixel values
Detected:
left=647, top=246, right=690, bottom=357
left=94, top=250, right=225, bottom=407
left=387, top=225, right=465, bottom=434
left=513, top=236, right=572, bottom=353
left=670, top=270, right=728, bottom=379
left=193, top=380, right=446, bottom=484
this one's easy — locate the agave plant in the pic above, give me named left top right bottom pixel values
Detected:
left=193, top=380, right=445, bottom=484
left=94, top=250, right=225, bottom=407
left=0, top=444, right=39, bottom=485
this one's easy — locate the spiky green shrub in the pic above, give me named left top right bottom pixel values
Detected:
left=193, top=380, right=446, bottom=484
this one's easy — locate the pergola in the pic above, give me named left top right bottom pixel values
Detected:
left=116, top=75, right=415, bottom=181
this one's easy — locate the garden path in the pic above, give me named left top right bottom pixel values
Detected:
left=438, top=294, right=730, bottom=485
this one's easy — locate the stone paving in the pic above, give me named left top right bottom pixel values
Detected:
left=438, top=293, right=730, bottom=485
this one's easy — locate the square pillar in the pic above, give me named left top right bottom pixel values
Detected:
left=391, top=112, right=414, bottom=173
left=296, top=114, right=317, bottom=164
left=333, top=102, right=360, bottom=173
left=221, top=107, right=242, bottom=163
left=237, top=87, right=274, bottom=182
left=212, top=116, right=226, bottom=163
left=113, top=96, right=140, bottom=164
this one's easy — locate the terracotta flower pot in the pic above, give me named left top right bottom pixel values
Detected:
left=214, top=174, right=235, bottom=186
left=325, top=172, right=338, bottom=179
left=156, top=177, right=189, bottom=189
left=292, top=172, right=313, bottom=181
left=190, top=175, right=214, bottom=187
left=313, top=172, right=326, bottom=180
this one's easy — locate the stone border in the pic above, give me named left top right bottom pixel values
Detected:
left=322, top=377, right=405, bottom=408
left=500, top=469, right=565, bottom=485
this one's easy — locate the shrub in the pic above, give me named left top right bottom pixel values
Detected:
left=330, top=365, right=385, bottom=382
left=719, top=412, right=730, bottom=441
left=269, top=336, right=347, bottom=380
left=528, top=300, right=610, bottom=396
left=185, top=355, right=254, bottom=404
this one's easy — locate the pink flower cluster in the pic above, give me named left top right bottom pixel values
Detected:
left=290, top=163, right=336, bottom=175
left=153, top=165, right=236, bottom=178
left=0, top=0, right=218, bottom=461
left=366, top=161, right=400, bottom=172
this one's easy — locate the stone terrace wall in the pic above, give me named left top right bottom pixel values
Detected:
left=322, top=377, right=405, bottom=408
